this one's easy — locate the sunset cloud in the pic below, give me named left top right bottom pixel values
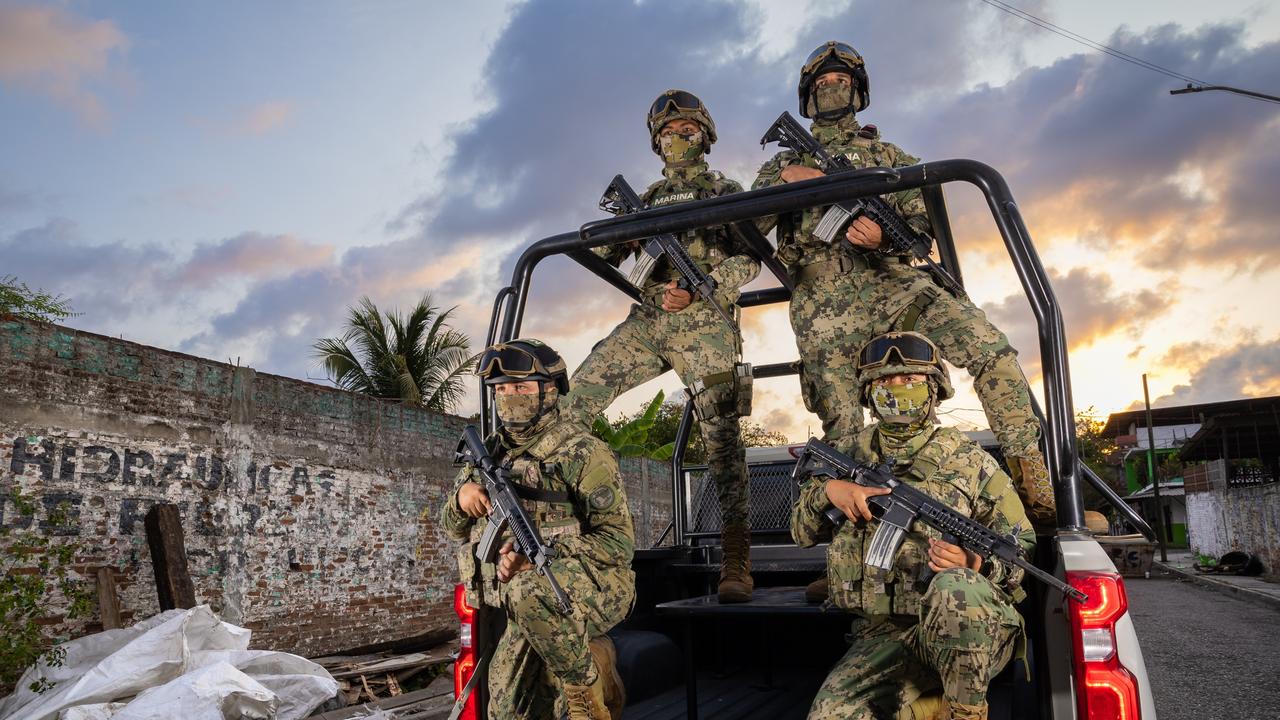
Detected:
left=1155, top=337, right=1280, bottom=405
left=984, top=266, right=1168, bottom=377
left=175, top=233, right=334, bottom=288
left=0, top=4, right=127, bottom=125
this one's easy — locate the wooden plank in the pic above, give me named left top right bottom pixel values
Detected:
left=327, top=649, right=454, bottom=679
left=310, top=677, right=454, bottom=720
left=144, top=504, right=196, bottom=610
left=96, top=567, right=122, bottom=630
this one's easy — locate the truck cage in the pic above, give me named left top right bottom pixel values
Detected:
left=480, top=158, right=1155, bottom=544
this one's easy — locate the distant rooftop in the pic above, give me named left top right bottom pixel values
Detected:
left=1102, top=396, right=1280, bottom=437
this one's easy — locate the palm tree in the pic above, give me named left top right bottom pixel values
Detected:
left=313, top=294, right=477, bottom=414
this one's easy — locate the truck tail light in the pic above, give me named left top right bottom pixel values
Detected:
left=1067, top=571, right=1141, bottom=720
left=453, top=583, right=478, bottom=720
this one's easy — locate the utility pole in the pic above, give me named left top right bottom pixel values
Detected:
left=1143, top=373, right=1169, bottom=562
left=1170, top=84, right=1280, bottom=104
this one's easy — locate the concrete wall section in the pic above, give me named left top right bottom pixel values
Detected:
left=1186, top=481, right=1280, bottom=580
left=0, top=320, right=467, bottom=656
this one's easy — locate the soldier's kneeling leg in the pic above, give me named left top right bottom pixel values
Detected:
left=913, top=568, right=1022, bottom=711
left=503, top=569, right=594, bottom=685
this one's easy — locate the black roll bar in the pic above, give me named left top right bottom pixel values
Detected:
left=486, top=159, right=1092, bottom=531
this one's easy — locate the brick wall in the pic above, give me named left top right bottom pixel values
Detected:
left=1, top=320, right=673, bottom=656
left=1185, top=480, right=1280, bottom=581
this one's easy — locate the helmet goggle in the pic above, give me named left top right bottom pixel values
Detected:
left=858, top=333, right=939, bottom=372
left=476, top=343, right=551, bottom=382
left=801, top=41, right=864, bottom=80
left=649, top=89, right=705, bottom=123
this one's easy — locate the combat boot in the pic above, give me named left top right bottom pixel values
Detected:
left=897, top=692, right=949, bottom=719
left=563, top=666, right=611, bottom=720
left=804, top=575, right=828, bottom=604
left=588, top=635, right=626, bottom=719
left=718, top=524, right=754, bottom=603
left=947, top=701, right=988, bottom=720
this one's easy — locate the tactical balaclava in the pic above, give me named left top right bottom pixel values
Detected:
left=870, top=377, right=938, bottom=462
left=496, top=382, right=560, bottom=443
left=812, top=79, right=855, bottom=120
left=659, top=128, right=706, bottom=167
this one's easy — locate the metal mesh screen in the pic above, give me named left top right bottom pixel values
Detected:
left=685, top=461, right=799, bottom=534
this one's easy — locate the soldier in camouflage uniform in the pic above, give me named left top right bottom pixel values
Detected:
left=563, top=90, right=760, bottom=602
left=753, top=41, right=1055, bottom=528
left=441, top=339, right=634, bottom=720
left=791, top=332, right=1034, bottom=720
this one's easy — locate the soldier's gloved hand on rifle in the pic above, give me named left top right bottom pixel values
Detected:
left=496, top=539, right=533, bottom=583
left=661, top=279, right=693, bottom=312
left=927, top=537, right=981, bottom=573
left=458, top=482, right=492, bottom=518
left=823, top=477, right=891, bottom=522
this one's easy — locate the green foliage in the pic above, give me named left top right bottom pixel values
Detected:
left=594, top=394, right=792, bottom=464
left=0, top=276, right=78, bottom=323
left=592, top=391, right=675, bottom=461
left=1075, top=407, right=1127, bottom=512
left=1, top=488, right=92, bottom=695
left=313, top=294, right=478, bottom=414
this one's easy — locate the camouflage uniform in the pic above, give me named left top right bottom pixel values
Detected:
left=791, top=424, right=1035, bottom=718
left=440, top=418, right=636, bottom=719
left=565, top=160, right=758, bottom=531
left=753, top=114, right=1055, bottom=525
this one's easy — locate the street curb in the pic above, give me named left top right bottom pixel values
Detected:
left=1152, top=561, right=1280, bottom=612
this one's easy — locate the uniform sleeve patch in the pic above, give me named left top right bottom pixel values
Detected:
left=588, top=486, right=617, bottom=511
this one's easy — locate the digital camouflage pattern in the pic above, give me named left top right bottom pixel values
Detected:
left=573, top=161, right=757, bottom=530
left=791, top=423, right=1033, bottom=717
left=439, top=418, right=635, bottom=719
left=805, top=571, right=1023, bottom=719
left=752, top=114, right=1056, bottom=525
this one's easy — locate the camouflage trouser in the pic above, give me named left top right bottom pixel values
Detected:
left=488, top=558, right=636, bottom=719
left=808, top=568, right=1023, bottom=719
left=790, top=258, right=1054, bottom=521
left=565, top=300, right=749, bottom=529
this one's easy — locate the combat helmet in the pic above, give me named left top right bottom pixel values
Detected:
left=476, top=338, right=570, bottom=394
left=647, top=89, right=718, bottom=155
left=856, top=331, right=954, bottom=406
left=798, top=41, right=871, bottom=118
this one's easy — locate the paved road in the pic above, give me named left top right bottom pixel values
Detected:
left=1125, top=575, right=1280, bottom=719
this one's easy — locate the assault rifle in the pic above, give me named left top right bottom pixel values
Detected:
left=599, top=174, right=737, bottom=330
left=760, top=111, right=965, bottom=297
left=790, top=437, right=1087, bottom=603
left=456, top=425, right=572, bottom=613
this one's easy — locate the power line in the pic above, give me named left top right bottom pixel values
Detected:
left=977, top=0, right=1280, bottom=106
left=976, top=0, right=1206, bottom=85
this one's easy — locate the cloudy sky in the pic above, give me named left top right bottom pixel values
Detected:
left=3, top=0, right=1279, bottom=439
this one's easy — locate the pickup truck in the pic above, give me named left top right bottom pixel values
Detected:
left=452, top=160, right=1160, bottom=719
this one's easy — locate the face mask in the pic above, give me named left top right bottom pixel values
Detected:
left=814, top=82, right=853, bottom=116
left=495, top=385, right=558, bottom=433
left=659, top=130, right=704, bottom=166
left=869, top=381, right=933, bottom=425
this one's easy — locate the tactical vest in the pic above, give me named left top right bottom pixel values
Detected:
left=826, top=426, right=980, bottom=618
left=460, top=434, right=584, bottom=607
left=775, top=124, right=910, bottom=268
left=639, top=170, right=738, bottom=293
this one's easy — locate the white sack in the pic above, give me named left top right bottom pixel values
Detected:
left=0, top=606, right=337, bottom=720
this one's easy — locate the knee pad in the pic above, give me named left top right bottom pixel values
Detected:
left=689, top=363, right=753, bottom=422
